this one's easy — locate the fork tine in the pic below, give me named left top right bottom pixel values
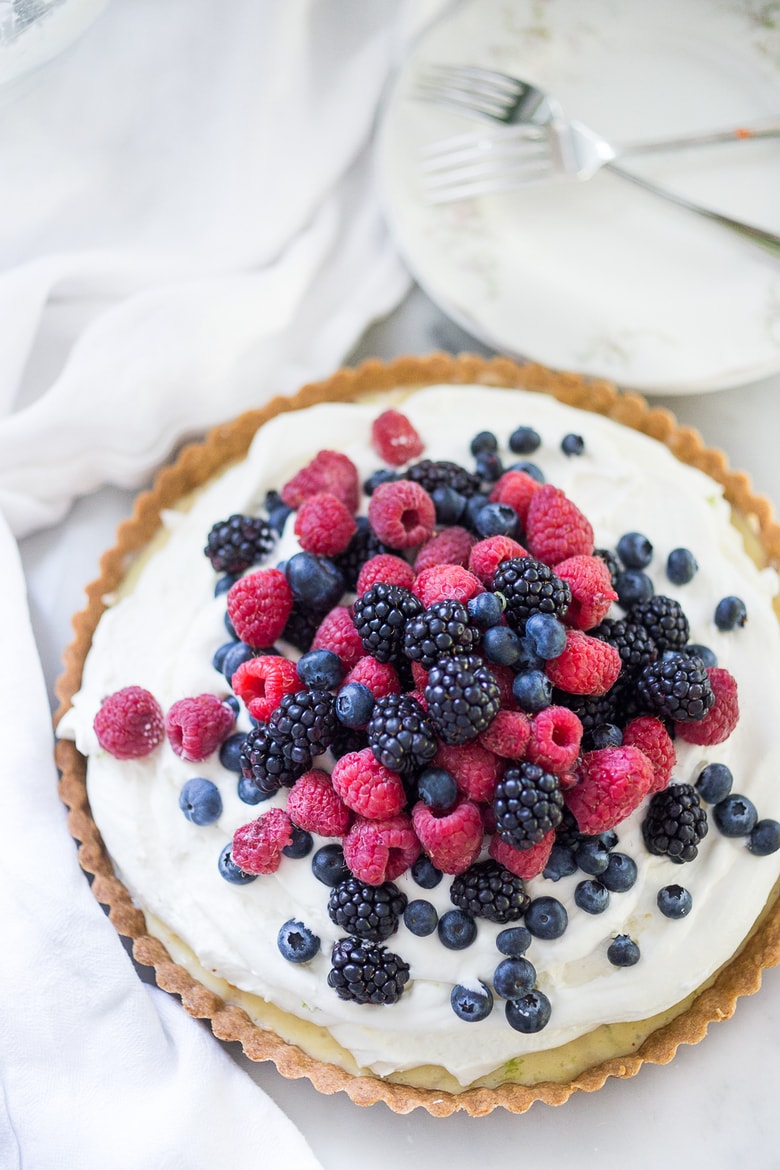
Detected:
left=422, top=165, right=555, bottom=204
left=413, top=85, right=513, bottom=121
left=421, top=151, right=551, bottom=193
left=418, top=124, right=545, bottom=162
left=419, top=65, right=525, bottom=97
left=419, top=135, right=547, bottom=175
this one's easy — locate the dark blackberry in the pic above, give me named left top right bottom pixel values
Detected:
left=268, top=688, right=337, bottom=766
left=282, top=601, right=322, bottom=654
left=239, top=723, right=304, bottom=793
left=630, top=594, right=690, bottom=653
left=493, top=762, right=565, bottom=849
left=332, top=516, right=390, bottom=592
left=636, top=652, right=715, bottom=722
left=327, top=878, right=407, bottom=942
left=642, top=783, right=708, bottom=863
left=424, top=653, right=501, bottom=745
left=492, top=557, right=571, bottom=633
left=403, top=599, right=479, bottom=669
left=366, top=693, right=437, bottom=775
left=352, top=582, right=423, bottom=663
left=327, top=937, right=410, bottom=1005
left=594, top=548, right=621, bottom=589
left=552, top=687, right=620, bottom=734
left=330, top=723, right=368, bottom=760
left=404, top=458, right=482, bottom=498
left=554, top=805, right=583, bottom=851
left=204, top=513, right=275, bottom=574
left=590, top=617, right=658, bottom=674
left=449, top=859, right=530, bottom=924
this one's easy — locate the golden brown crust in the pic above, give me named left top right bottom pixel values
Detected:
left=54, top=352, right=780, bottom=1116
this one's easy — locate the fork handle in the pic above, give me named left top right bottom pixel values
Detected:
left=605, top=163, right=780, bottom=260
left=616, top=119, right=780, bottom=155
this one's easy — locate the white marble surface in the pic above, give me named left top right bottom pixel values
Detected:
left=21, top=284, right=780, bottom=1169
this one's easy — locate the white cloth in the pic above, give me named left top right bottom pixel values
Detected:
left=0, top=0, right=446, bottom=1165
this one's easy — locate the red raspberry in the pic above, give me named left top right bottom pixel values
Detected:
left=565, top=746, right=655, bottom=834
left=281, top=449, right=359, bottom=513
left=410, top=661, right=429, bottom=691
left=407, top=688, right=428, bottom=710
left=433, top=740, right=504, bottom=803
left=526, top=705, right=583, bottom=772
left=356, top=554, right=416, bottom=595
left=554, top=555, right=618, bottom=631
left=674, top=667, right=739, bottom=746
left=231, top=807, right=293, bottom=875
left=524, top=484, right=594, bottom=565
left=93, top=685, right=165, bottom=759
left=344, top=655, right=401, bottom=699
left=468, top=535, right=529, bottom=585
left=412, top=799, right=483, bottom=874
left=165, top=694, right=234, bottom=761
left=489, top=470, right=540, bottom=525
left=371, top=409, right=425, bottom=466
left=286, top=769, right=352, bottom=836
left=622, top=716, right=676, bottom=792
left=226, top=568, right=293, bottom=647
left=331, top=748, right=406, bottom=819
left=368, top=479, right=436, bottom=549
left=488, top=661, right=519, bottom=710
left=293, top=491, right=357, bottom=557
left=231, top=655, right=300, bottom=721
left=479, top=709, right=531, bottom=759
left=413, top=526, right=474, bottom=574
left=342, top=814, right=420, bottom=884
left=489, top=829, right=554, bottom=880
left=311, top=605, right=364, bottom=670
left=413, top=563, right=484, bottom=607
left=545, top=630, right=622, bottom=696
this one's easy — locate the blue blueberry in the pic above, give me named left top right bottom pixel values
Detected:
left=237, top=775, right=271, bottom=805
left=714, top=794, right=758, bottom=837
left=483, top=625, right=523, bottom=666
left=584, top=722, right=623, bottom=751
left=543, top=844, right=577, bottom=882
left=475, top=501, right=519, bottom=538
left=475, top=450, right=503, bottom=482
left=714, top=595, right=747, bottom=631
left=285, top=552, right=345, bottom=611
left=512, top=669, right=553, bottom=712
left=601, top=852, right=638, bottom=893
left=296, top=648, right=344, bottom=691
left=666, top=547, right=698, bottom=585
left=282, top=826, right=313, bottom=859
left=335, top=682, right=375, bottom=728
left=219, top=732, right=246, bottom=773
left=508, top=460, right=545, bottom=483
left=264, top=489, right=284, bottom=513
left=607, top=934, right=640, bottom=967
left=224, top=611, right=238, bottom=639
left=695, top=762, right=733, bottom=804
left=493, top=957, right=536, bottom=999
left=404, top=899, right=439, bottom=937
left=524, top=613, right=567, bottom=660
left=217, top=842, right=256, bottom=885
left=467, top=591, right=505, bottom=629
left=311, top=844, right=349, bottom=886
left=214, top=573, right=237, bottom=597
left=363, top=468, right=398, bottom=495
left=223, top=694, right=240, bottom=718
left=524, top=897, right=567, bottom=940
left=514, top=637, right=546, bottom=672
left=615, top=569, right=654, bottom=608
left=617, top=531, right=653, bottom=569
left=178, top=778, right=222, bottom=826
left=574, top=879, right=610, bottom=914
left=451, top=982, right=493, bottom=1022
left=508, top=425, right=541, bottom=455
left=496, top=926, right=533, bottom=957
left=505, top=990, right=551, bottom=1033
left=657, top=884, right=693, bottom=919
left=411, top=854, right=443, bottom=889
left=212, top=641, right=235, bottom=673
left=268, top=503, right=293, bottom=535
left=438, top=909, right=477, bottom=950
left=464, top=492, right=492, bottom=529
left=432, top=485, right=467, bottom=525
left=685, top=643, right=717, bottom=668
left=574, top=838, right=610, bottom=876
left=416, top=767, right=458, bottom=811
left=748, top=819, right=780, bottom=856
left=221, top=641, right=256, bottom=681
left=277, top=919, right=320, bottom=963
left=561, top=433, right=584, bottom=457
left=470, top=430, right=498, bottom=455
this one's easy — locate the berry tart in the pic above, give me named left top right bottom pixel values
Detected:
left=56, top=353, right=780, bottom=1115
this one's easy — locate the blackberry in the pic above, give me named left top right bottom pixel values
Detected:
left=239, top=723, right=304, bottom=793
left=282, top=601, right=322, bottom=653
left=493, top=762, right=565, bottom=849
left=327, top=937, right=410, bottom=1005
left=352, top=582, right=423, bottom=663
left=449, top=860, right=530, bottom=924
left=268, top=688, right=337, bottom=766
left=366, top=693, right=437, bottom=775
left=332, top=517, right=390, bottom=592
left=204, top=513, right=275, bottom=574
left=329, top=723, right=368, bottom=760
left=642, top=783, right=709, bottom=863
left=594, top=548, right=621, bottom=589
left=425, top=653, right=501, bottom=745
left=554, top=806, right=583, bottom=851
left=403, top=599, right=478, bottom=669
left=492, top=557, right=571, bottom=633
left=591, top=617, right=658, bottom=674
left=327, top=878, right=407, bottom=942
left=552, top=687, right=620, bottom=734
left=630, top=594, right=690, bottom=653
left=636, top=652, right=715, bottom=722
left=404, top=458, right=482, bottom=498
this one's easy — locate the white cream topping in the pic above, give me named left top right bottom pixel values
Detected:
left=59, top=385, right=780, bottom=1086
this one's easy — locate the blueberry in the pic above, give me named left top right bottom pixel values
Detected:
left=714, top=595, right=747, bottom=631
left=296, top=648, right=344, bottom=691
left=237, top=775, right=271, bottom=805
left=574, top=879, right=610, bottom=914
left=277, top=919, right=320, bottom=963
left=508, top=426, right=541, bottom=455
left=475, top=450, right=503, bottom=482
left=615, top=569, right=654, bottom=608
left=217, top=842, right=256, bottom=885
left=748, top=819, right=780, bottom=856
left=411, top=854, right=443, bottom=889
left=512, top=669, right=553, bottom=713
left=212, top=641, right=235, bottom=672
left=505, top=990, right=552, bottom=1033
left=714, top=794, right=758, bottom=837
left=464, top=492, right=491, bottom=530
left=221, top=641, right=256, bottom=681
left=404, top=899, right=439, bottom=936
left=223, top=694, right=240, bottom=718
left=178, top=778, right=223, bottom=826
left=524, top=896, right=567, bottom=940
left=685, top=643, right=717, bottom=668
left=335, top=682, right=375, bottom=728
left=438, top=908, right=477, bottom=950
left=219, top=732, right=246, bottom=773
left=483, top=625, right=523, bottom=666
left=363, top=468, right=397, bottom=495
left=657, top=884, right=693, bottom=919
left=508, top=460, right=545, bottom=483
left=543, top=844, right=577, bottom=882
left=617, top=531, right=653, bottom=569
left=451, top=982, right=494, bottom=1022
left=467, top=591, right=505, bottom=629
left=493, top=957, right=536, bottom=999
left=513, top=637, right=546, bottom=672
left=432, top=485, right=467, bottom=525
left=561, top=433, right=584, bottom=457
left=601, top=852, right=638, bottom=893
left=224, top=611, right=238, bottom=639
left=666, top=547, right=698, bottom=585
left=214, top=574, right=237, bottom=598
left=285, top=552, right=345, bottom=611
left=583, top=722, right=623, bottom=751
left=695, top=762, right=733, bottom=804
left=282, top=826, right=313, bottom=859
left=268, top=503, right=292, bottom=535
left=574, top=838, right=610, bottom=876
left=524, top=613, right=567, bottom=660
left=496, top=926, right=533, bottom=957
left=264, top=489, right=284, bottom=512
left=475, top=501, right=519, bottom=538
left=607, top=934, right=640, bottom=967
left=416, top=767, right=458, bottom=811
left=470, top=430, right=498, bottom=455
left=311, top=844, right=349, bottom=886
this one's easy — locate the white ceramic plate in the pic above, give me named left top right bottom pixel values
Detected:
left=377, top=0, right=780, bottom=394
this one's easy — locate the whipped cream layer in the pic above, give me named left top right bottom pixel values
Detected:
left=59, top=385, right=780, bottom=1087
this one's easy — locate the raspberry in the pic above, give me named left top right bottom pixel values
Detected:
left=311, top=606, right=365, bottom=671
left=342, top=814, right=420, bottom=884
left=433, top=739, right=505, bottom=803
left=468, top=535, right=529, bottom=585
left=413, top=564, right=485, bottom=607
left=226, top=568, right=294, bottom=648
left=355, top=554, right=416, bottom=595
left=204, top=513, right=275, bottom=574
left=165, top=694, right=234, bottom=761
left=489, top=469, right=540, bottom=525
left=230, top=655, right=300, bottom=722
left=565, top=746, right=655, bottom=834
left=331, top=747, right=406, bottom=819
left=545, top=630, right=622, bottom=696
left=293, top=491, right=357, bottom=557
left=93, top=685, right=165, bottom=759
left=489, top=830, right=555, bottom=880
left=479, top=709, right=532, bottom=759
left=286, top=769, right=352, bottom=836
left=674, top=667, right=739, bottom=746
left=526, top=706, right=583, bottom=773
left=488, top=662, right=519, bottom=710
left=343, top=655, right=401, bottom=699
left=524, top=484, right=594, bottom=565
left=412, top=799, right=483, bottom=874
left=371, top=409, right=425, bottom=466
left=281, top=449, right=359, bottom=513
left=554, top=555, right=618, bottom=631
left=622, top=716, right=676, bottom=792
left=231, top=807, right=293, bottom=874
left=449, top=859, right=530, bottom=922
left=413, top=526, right=474, bottom=574
left=367, top=479, right=436, bottom=549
